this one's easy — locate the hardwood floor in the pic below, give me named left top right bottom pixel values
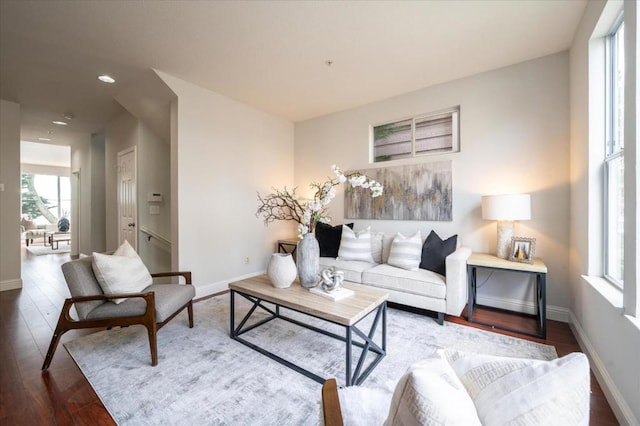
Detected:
left=1, top=246, right=619, bottom=425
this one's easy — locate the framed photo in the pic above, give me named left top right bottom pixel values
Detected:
left=509, top=237, right=536, bottom=264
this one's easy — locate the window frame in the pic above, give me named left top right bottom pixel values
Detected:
left=603, top=14, right=625, bottom=288
left=370, top=106, right=460, bottom=164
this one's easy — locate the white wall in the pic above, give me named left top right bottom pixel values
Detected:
left=569, top=0, right=640, bottom=423
left=0, top=99, right=21, bottom=291
left=295, top=53, right=571, bottom=316
left=157, top=71, right=295, bottom=296
left=137, top=123, right=171, bottom=272
left=105, top=109, right=173, bottom=272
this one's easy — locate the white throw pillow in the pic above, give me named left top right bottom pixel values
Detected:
left=337, top=226, right=374, bottom=263
left=385, top=354, right=482, bottom=426
left=387, top=232, right=422, bottom=271
left=92, top=240, right=153, bottom=304
left=443, top=350, right=591, bottom=426
left=370, top=231, right=384, bottom=264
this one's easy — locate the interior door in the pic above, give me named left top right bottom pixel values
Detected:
left=117, top=147, right=137, bottom=250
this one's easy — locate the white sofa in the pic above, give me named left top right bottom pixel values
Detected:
left=319, top=232, right=471, bottom=325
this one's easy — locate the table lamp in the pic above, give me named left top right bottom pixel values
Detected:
left=481, top=194, right=531, bottom=259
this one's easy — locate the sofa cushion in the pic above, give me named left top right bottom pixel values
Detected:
left=387, top=232, right=422, bottom=271
left=338, top=226, right=374, bottom=263
left=362, top=264, right=446, bottom=299
left=319, top=257, right=376, bottom=283
left=92, top=240, right=153, bottom=304
left=443, top=350, right=591, bottom=426
left=315, top=222, right=353, bottom=258
left=420, top=230, right=457, bottom=276
left=385, top=353, right=481, bottom=426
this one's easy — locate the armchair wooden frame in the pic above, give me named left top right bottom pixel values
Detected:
left=41, top=271, right=194, bottom=370
left=322, top=378, right=344, bottom=426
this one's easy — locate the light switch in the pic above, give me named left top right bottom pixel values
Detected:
left=0, top=183, right=4, bottom=192
left=149, top=205, right=160, bottom=215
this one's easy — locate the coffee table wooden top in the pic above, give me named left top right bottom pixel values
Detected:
left=229, top=275, right=388, bottom=326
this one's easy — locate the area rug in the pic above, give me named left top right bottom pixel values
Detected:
left=65, top=293, right=557, bottom=425
left=26, top=244, right=70, bottom=255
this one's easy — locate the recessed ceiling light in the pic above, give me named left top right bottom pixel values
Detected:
left=38, top=137, right=51, bottom=141
left=52, top=120, right=68, bottom=126
left=97, top=74, right=116, bottom=84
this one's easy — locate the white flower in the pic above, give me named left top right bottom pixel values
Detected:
left=308, top=201, right=322, bottom=212
left=302, top=210, right=311, bottom=225
left=361, top=181, right=370, bottom=189
left=297, top=223, right=309, bottom=237
left=337, top=174, right=347, bottom=183
left=349, top=175, right=367, bottom=187
left=318, top=216, right=331, bottom=224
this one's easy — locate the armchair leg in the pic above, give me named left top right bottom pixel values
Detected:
left=187, top=301, right=194, bottom=328
left=42, top=323, right=68, bottom=370
left=146, top=324, right=158, bottom=366
left=436, top=312, right=444, bottom=325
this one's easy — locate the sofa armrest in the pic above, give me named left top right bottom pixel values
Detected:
left=445, top=246, right=472, bottom=316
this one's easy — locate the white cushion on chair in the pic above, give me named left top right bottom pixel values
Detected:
left=385, top=354, right=481, bottom=426
left=92, top=240, right=153, bottom=304
left=443, top=350, right=591, bottom=426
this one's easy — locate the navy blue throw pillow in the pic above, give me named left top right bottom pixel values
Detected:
left=419, top=230, right=457, bottom=276
left=315, top=222, right=354, bottom=258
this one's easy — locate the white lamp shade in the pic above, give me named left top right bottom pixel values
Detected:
left=481, top=194, right=531, bottom=221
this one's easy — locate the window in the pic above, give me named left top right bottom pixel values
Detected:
left=604, top=16, right=624, bottom=287
left=21, top=173, right=71, bottom=224
left=372, top=107, right=459, bottom=163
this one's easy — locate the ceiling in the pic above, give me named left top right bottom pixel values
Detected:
left=0, top=0, right=587, bottom=147
left=21, top=141, right=70, bottom=168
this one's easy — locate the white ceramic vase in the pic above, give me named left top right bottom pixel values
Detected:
left=267, top=253, right=297, bottom=288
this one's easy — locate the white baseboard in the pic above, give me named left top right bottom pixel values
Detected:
left=194, top=270, right=266, bottom=299
left=0, top=278, right=22, bottom=291
left=476, top=294, right=569, bottom=322
left=568, top=312, right=638, bottom=426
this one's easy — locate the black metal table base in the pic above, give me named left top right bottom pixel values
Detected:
left=230, top=290, right=386, bottom=386
left=467, top=264, right=546, bottom=339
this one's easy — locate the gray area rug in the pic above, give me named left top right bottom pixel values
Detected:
left=26, top=244, right=70, bottom=255
left=65, top=293, right=557, bottom=425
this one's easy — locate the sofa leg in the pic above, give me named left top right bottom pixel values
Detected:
left=436, top=312, right=444, bottom=325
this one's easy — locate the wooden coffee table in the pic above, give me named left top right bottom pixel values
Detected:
left=229, top=275, right=388, bottom=386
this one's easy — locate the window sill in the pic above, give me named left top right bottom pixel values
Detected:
left=581, top=275, right=623, bottom=309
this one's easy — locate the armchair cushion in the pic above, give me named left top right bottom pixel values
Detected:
left=86, top=284, right=195, bottom=322
left=92, top=240, right=153, bottom=304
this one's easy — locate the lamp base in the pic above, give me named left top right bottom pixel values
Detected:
left=496, top=221, right=515, bottom=259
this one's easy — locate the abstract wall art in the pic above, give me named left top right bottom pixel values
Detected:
left=344, top=161, right=452, bottom=221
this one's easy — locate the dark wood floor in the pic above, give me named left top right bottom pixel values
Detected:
left=0, top=246, right=619, bottom=425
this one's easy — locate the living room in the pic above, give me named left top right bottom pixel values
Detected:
left=0, top=1, right=638, bottom=424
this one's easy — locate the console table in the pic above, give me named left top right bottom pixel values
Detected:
left=277, top=238, right=298, bottom=258
left=467, top=253, right=547, bottom=338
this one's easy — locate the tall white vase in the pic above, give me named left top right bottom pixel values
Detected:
left=297, top=233, right=319, bottom=288
left=267, top=253, right=297, bottom=288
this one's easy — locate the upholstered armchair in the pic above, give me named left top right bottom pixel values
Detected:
left=322, top=349, right=590, bottom=426
left=42, top=255, right=195, bottom=370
